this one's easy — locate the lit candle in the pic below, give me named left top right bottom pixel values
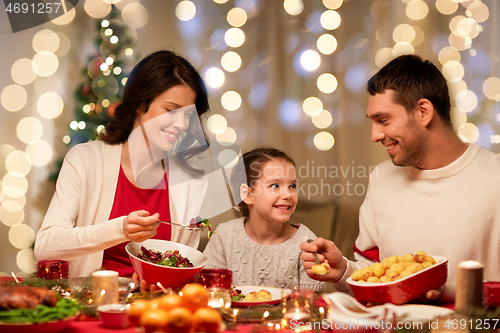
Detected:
left=92, top=270, right=119, bottom=307
left=456, top=260, right=484, bottom=310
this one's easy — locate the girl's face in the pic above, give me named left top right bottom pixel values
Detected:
left=245, top=159, right=298, bottom=224
left=134, top=84, right=196, bottom=151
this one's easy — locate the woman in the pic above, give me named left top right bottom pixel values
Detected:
left=34, top=50, right=210, bottom=281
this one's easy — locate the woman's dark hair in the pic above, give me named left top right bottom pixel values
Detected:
left=231, top=147, right=296, bottom=218
left=367, top=54, right=451, bottom=123
left=100, top=50, right=210, bottom=174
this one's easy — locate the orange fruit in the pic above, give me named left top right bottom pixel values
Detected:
left=192, top=307, right=222, bottom=333
left=179, top=283, right=208, bottom=313
left=128, top=299, right=150, bottom=327
left=140, top=308, right=169, bottom=333
left=156, top=294, right=182, bottom=312
left=165, top=306, right=192, bottom=333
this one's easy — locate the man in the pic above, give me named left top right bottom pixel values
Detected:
left=301, top=54, right=500, bottom=302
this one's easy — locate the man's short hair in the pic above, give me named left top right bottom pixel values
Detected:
left=367, top=54, right=452, bottom=122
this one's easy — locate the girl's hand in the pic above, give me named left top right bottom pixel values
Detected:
left=132, top=272, right=158, bottom=293
left=300, top=237, right=346, bottom=282
left=123, top=210, right=160, bottom=242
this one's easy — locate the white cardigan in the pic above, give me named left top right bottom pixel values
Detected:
left=34, top=140, right=208, bottom=278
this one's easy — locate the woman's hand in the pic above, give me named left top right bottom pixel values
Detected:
left=132, top=272, right=158, bottom=293
left=123, top=210, right=160, bottom=242
left=300, top=237, right=346, bottom=282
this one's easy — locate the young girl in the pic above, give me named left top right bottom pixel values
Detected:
left=203, top=148, right=325, bottom=292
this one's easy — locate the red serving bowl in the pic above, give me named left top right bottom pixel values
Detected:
left=126, top=239, right=207, bottom=290
left=347, top=256, right=448, bottom=305
left=483, top=281, right=500, bottom=309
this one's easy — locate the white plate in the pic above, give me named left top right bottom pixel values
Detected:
left=232, top=285, right=282, bottom=307
left=383, top=304, right=453, bottom=322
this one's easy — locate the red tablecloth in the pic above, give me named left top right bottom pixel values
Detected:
left=65, top=319, right=275, bottom=333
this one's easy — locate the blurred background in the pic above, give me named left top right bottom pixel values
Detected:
left=0, top=0, right=499, bottom=276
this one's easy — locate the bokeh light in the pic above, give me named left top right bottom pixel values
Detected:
left=11, top=58, right=37, bottom=85
left=26, top=140, right=52, bottom=167
left=207, top=114, right=228, bottom=134
left=32, top=51, right=59, bottom=77
left=16, top=248, right=36, bottom=274
left=406, top=0, right=428, bottom=20
left=320, top=10, right=341, bottom=30
left=51, top=7, right=76, bottom=25
left=37, top=92, right=64, bottom=119
left=227, top=7, right=247, bottom=27
left=84, top=0, right=112, bottom=18
left=2, top=172, right=28, bottom=198
left=1, top=84, right=27, bottom=112
left=0, top=205, right=24, bottom=226
left=221, top=51, right=242, bottom=72
left=9, top=224, right=35, bottom=249
left=204, top=67, right=225, bottom=89
left=466, top=2, right=489, bottom=23
left=442, top=60, right=465, bottom=81
left=32, top=29, right=60, bottom=53
left=313, top=132, right=335, bottom=151
left=225, top=28, right=245, bottom=48
left=300, top=50, right=321, bottom=71
left=122, top=3, right=149, bottom=28
left=17, top=117, right=43, bottom=144
left=455, top=90, right=478, bottom=113
left=303, top=97, right=323, bottom=116
left=5, top=151, right=31, bottom=176
left=221, top=91, right=242, bottom=111
left=55, top=32, right=71, bottom=57
left=438, top=46, right=461, bottom=65
left=323, top=0, right=343, bottom=10
left=483, top=77, right=500, bottom=101
left=392, top=42, right=414, bottom=57
left=317, top=34, right=337, bottom=55
left=448, top=79, right=468, bottom=100
left=392, top=24, right=415, bottom=43
left=284, top=0, right=304, bottom=16
left=457, top=122, right=479, bottom=143
left=375, top=48, right=394, bottom=68
left=436, top=0, right=458, bottom=15
left=317, top=73, right=337, bottom=93
left=217, top=149, right=239, bottom=168
left=216, top=127, right=237, bottom=146
left=176, top=1, right=196, bottom=21
left=312, top=110, right=333, bottom=129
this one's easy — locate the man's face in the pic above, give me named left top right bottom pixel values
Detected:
left=367, top=90, right=426, bottom=167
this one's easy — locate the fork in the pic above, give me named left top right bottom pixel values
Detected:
left=158, top=220, right=204, bottom=231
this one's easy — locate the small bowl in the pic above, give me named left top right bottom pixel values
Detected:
left=483, top=281, right=500, bottom=309
left=98, top=303, right=131, bottom=329
left=347, top=255, right=448, bottom=305
left=126, top=239, right=208, bottom=290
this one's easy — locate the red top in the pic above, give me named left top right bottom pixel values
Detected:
left=102, top=166, right=171, bottom=277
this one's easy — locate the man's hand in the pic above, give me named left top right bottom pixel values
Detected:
left=132, top=272, right=158, bottom=293
left=123, top=210, right=160, bottom=242
left=300, top=237, right=346, bottom=282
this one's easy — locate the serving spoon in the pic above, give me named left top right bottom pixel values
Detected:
left=307, top=239, right=330, bottom=276
left=121, top=282, right=136, bottom=310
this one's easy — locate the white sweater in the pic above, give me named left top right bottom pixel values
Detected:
left=34, top=140, right=208, bottom=278
left=204, top=218, right=325, bottom=292
left=333, top=144, right=500, bottom=301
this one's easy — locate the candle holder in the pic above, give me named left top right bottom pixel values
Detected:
left=36, top=260, right=69, bottom=279
left=92, top=270, right=119, bottom=307
left=197, top=268, right=232, bottom=310
left=456, top=260, right=484, bottom=311
left=281, top=287, right=314, bottom=331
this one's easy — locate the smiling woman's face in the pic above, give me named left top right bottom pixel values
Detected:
left=135, top=84, right=197, bottom=152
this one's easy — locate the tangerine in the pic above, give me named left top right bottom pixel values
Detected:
left=156, top=294, right=182, bottom=312
left=192, top=307, right=222, bottom=333
left=165, top=306, right=192, bottom=333
left=140, top=308, right=169, bottom=333
left=179, top=283, right=208, bottom=313
left=127, top=299, right=150, bottom=327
